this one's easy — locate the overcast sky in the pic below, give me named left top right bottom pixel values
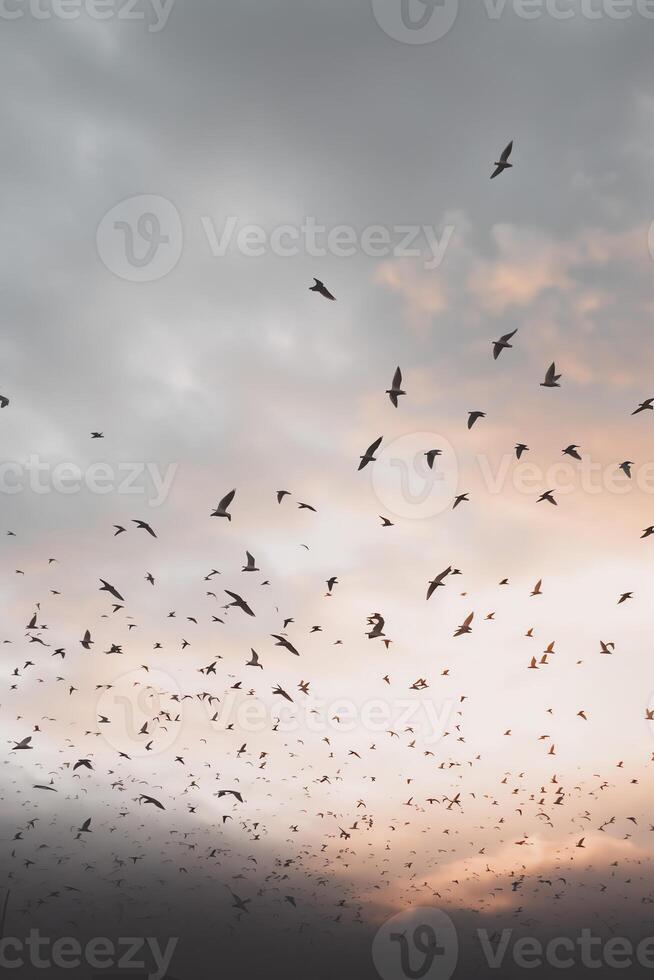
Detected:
left=2, top=3, right=654, bottom=978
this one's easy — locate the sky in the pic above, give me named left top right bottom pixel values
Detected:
left=2, top=2, right=654, bottom=978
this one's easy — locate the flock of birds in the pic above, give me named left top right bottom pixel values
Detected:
left=3, top=139, right=654, bottom=972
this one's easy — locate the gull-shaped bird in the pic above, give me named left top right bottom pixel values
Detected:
left=386, top=367, right=405, bottom=407
left=492, top=329, right=517, bottom=360
left=490, top=140, right=513, bottom=179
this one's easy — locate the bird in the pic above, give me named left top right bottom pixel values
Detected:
left=242, top=551, right=259, bottom=572
left=309, top=278, right=335, bottom=300
left=224, top=591, right=255, bottom=617
left=132, top=519, right=157, bottom=538
left=427, top=567, right=451, bottom=600
left=492, top=329, right=517, bottom=359
left=11, top=737, right=33, bottom=751
left=537, top=490, right=557, bottom=506
left=541, top=363, right=562, bottom=388
left=424, top=450, right=441, bottom=470
left=386, top=367, right=405, bottom=407
left=211, top=490, right=236, bottom=520
left=562, top=445, right=581, bottom=461
left=632, top=398, right=654, bottom=416
left=246, top=650, right=263, bottom=669
left=490, top=140, right=513, bottom=179
left=271, top=634, right=300, bottom=656
left=515, top=444, right=529, bottom=459
left=454, top=613, right=474, bottom=636
left=619, top=461, right=633, bottom=478
left=0, top=394, right=9, bottom=408
left=359, top=437, right=382, bottom=471
left=99, top=579, right=124, bottom=602
left=468, top=411, right=486, bottom=430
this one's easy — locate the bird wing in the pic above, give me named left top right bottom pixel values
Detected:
left=218, top=489, right=236, bottom=510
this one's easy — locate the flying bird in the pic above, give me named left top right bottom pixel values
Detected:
left=358, top=437, right=382, bottom=471
left=541, top=363, right=562, bottom=388
left=492, top=329, right=517, bottom=359
left=386, top=367, right=405, bottom=407
left=490, top=140, right=514, bottom=179
left=212, top=490, right=236, bottom=520
left=309, top=278, right=335, bottom=300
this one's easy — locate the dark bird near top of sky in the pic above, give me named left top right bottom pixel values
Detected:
left=537, top=490, right=557, bottom=506
left=386, top=367, right=405, bottom=407
left=276, top=490, right=290, bottom=503
left=309, top=278, right=335, bottom=300
left=492, top=329, right=517, bottom=359
left=425, top=450, right=441, bottom=470
left=563, top=445, right=581, bottom=460
left=468, top=411, right=485, bottom=429
left=359, top=437, right=382, bottom=471
left=515, top=443, right=529, bottom=459
left=619, top=461, right=633, bottom=478
left=490, top=140, right=513, bottom=178
left=211, top=489, right=235, bottom=520
left=91, top=432, right=103, bottom=438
